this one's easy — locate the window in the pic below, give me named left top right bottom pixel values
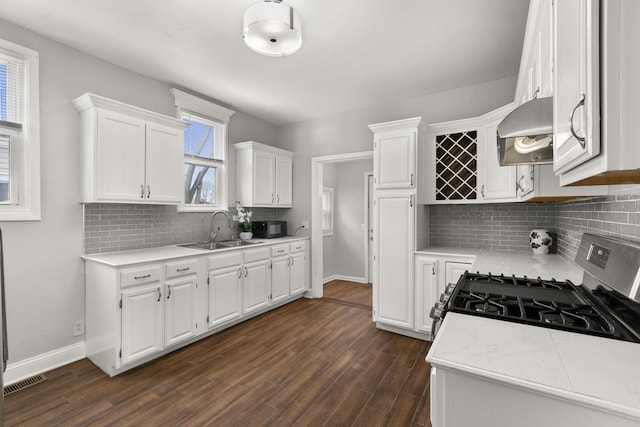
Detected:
left=171, top=89, right=235, bottom=212
left=322, top=187, right=334, bottom=236
left=0, top=39, right=40, bottom=221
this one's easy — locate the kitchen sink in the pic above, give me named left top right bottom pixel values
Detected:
left=179, top=240, right=260, bottom=250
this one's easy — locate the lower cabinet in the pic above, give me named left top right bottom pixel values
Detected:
left=85, top=238, right=309, bottom=376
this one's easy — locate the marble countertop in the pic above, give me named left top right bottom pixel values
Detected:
left=82, top=236, right=308, bottom=267
left=427, top=312, right=640, bottom=420
left=416, top=246, right=583, bottom=284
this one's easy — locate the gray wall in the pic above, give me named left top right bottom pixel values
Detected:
left=275, top=76, right=519, bottom=250
left=322, top=159, right=372, bottom=282
left=0, top=18, right=277, bottom=363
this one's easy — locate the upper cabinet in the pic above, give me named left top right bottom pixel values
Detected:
left=424, top=104, right=519, bottom=204
left=370, top=118, right=421, bottom=190
left=555, top=0, right=640, bottom=186
left=234, top=141, right=293, bottom=208
left=552, top=0, right=600, bottom=175
left=73, top=93, right=187, bottom=205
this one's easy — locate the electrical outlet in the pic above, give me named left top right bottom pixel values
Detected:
left=72, top=321, right=85, bottom=337
left=301, top=221, right=309, bottom=229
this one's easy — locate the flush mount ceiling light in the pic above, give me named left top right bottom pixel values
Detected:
left=243, top=0, right=302, bottom=57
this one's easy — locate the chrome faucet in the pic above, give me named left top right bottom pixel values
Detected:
left=210, top=210, right=233, bottom=242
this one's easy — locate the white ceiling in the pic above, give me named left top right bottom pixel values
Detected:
left=0, top=0, right=530, bottom=125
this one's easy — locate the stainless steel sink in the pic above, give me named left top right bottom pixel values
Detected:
left=179, top=240, right=259, bottom=250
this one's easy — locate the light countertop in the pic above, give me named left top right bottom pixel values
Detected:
left=427, top=312, right=640, bottom=420
left=82, top=236, right=309, bottom=267
left=416, top=246, right=583, bottom=284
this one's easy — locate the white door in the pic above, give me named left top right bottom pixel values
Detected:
left=275, top=155, right=293, bottom=206
left=121, top=284, right=164, bottom=365
left=553, top=0, right=600, bottom=174
left=145, top=123, right=183, bottom=204
left=165, top=279, right=196, bottom=347
left=96, top=109, right=146, bottom=201
left=289, top=251, right=306, bottom=295
left=415, top=257, right=438, bottom=334
left=242, top=259, right=271, bottom=314
left=271, top=255, right=290, bottom=303
left=208, top=265, right=243, bottom=328
left=374, top=132, right=415, bottom=189
left=253, top=150, right=276, bottom=205
left=375, top=192, right=415, bottom=329
left=479, top=120, right=517, bottom=201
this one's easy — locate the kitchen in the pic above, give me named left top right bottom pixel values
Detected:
left=0, top=0, right=639, bottom=426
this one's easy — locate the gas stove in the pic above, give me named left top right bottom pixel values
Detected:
left=430, top=234, right=640, bottom=343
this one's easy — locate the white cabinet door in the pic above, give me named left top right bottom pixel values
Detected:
left=208, top=265, right=243, bottom=328
left=145, top=123, right=183, bottom=204
left=553, top=0, right=600, bottom=174
left=478, top=120, right=517, bottom=201
left=121, top=284, right=164, bottom=365
left=415, top=256, right=438, bottom=334
left=374, top=132, right=416, bottom=189
left=271, top=255, right=290, bottom=303
left=96, top=109, right=146, bottom=201
left=289, top=251, right=306, bottom=295
left=375, top=192, right=415, bottom=329
left=164, top=278, right=196, bottom=347
left=252, top=150, right=276, bottom=206
left=275, top=155, right=293, bottom=207
left=243, top=259, right=271, bottom=314
left=444, top=261, right=471, bottom=295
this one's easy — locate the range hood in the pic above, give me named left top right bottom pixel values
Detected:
left=497, top=97, right=553, bottom=166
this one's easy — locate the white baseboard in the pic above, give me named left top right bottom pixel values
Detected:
left=323, top=275, right=368, bottom=284
left=4, top=342, right=86, bottom=386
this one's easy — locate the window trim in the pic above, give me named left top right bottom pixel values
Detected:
left=322, top=187, right=334, bottom=237
left=171, top=89, right=235, bottom=212
left=0, top=39, right=40, bottom=221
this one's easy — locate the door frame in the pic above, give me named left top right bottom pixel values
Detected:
left=364, top=171, right=373, bottom=284
left=310, top=151, right=374, bottom=298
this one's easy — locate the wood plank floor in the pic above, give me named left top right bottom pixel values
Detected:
left=321, top=280, right=372, bottom=310
left=5, top=296, right=431, bottom=426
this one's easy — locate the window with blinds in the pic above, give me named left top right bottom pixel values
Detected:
left=0, top=39, right=40, bottom=220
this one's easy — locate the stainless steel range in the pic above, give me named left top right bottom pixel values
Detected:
left=430, top=233, right=640, bottom=342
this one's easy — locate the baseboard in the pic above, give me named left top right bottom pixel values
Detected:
left=4, top=342, right=86, bottom=386
left=323, top=275, right=368, bottom=284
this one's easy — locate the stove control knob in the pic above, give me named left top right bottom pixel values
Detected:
left=444, top=283, right=457, bottom=294
left=439, top=293, right=451, bottom=304
left=430, top=302, right=445, bottom=319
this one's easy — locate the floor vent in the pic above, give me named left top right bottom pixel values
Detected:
left=4, top=374, right=47, bottom=396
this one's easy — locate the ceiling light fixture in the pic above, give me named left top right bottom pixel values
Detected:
left=243, top=0, right=302, bottom=57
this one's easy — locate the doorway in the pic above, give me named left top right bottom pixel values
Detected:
left=310, top=151, right=373, bottom=299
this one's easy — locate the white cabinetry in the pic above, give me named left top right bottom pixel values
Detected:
left=73, top=93, right=187, bottom=204
left=234, top=141, right=294, bottom=207
left=207, top=252, right=244, bottom=328
left=289, top=241, right=307, bottom=295
left=553, top=0, right=600, bottom=175
left=242, top=248, right=272, bottom=315
left=373, top=127, right=416, bottom=189
left=164, top=259, right=198, bottom=347
left=271, top=241, right=308, bottom=303
left=121, top=281, right=164, bottom=365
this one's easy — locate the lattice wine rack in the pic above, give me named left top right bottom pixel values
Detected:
left=435, top=131, right=478, bottom=201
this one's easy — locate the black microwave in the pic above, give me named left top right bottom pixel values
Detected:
left=252, top=221, right=287, bottom=239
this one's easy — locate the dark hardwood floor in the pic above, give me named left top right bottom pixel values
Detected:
left=5, top=294, right=431, bottom=426
left=322, top=280, right=373, bottom=310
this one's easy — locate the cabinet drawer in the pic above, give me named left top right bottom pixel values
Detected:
left=208, top=252, right=243, bottom=270
left=244, top=247, right=271, bottom=263
left=166, top=259, right=197, bottom=279
left=120, top=266, right=161, bottom=288
left=290, top=241, right=306, bottom=253
left=271, top=244, right=290, bottom=257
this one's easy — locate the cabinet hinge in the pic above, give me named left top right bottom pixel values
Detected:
left=196, top=282, right=198, bottom=289
left=195, top=322, right=198, bottom=329
left=207, top=315, right=210, bottom=323
left=207, top=277, right=210, bottom=285
left=270, top=262, right=273, bottom=269
left=119, top=298, right=122, bottom=309
left=119, top=349, right=122, bottom=359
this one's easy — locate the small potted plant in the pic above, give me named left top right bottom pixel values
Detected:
left=236, top=202, right=253, bottom=240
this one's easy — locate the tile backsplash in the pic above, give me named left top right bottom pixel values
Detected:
left=430, top=193, right=640, bottom=263
left=84, top=204, right=280, bottom=254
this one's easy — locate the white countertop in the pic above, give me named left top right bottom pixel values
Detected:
left=416, top=246, right=584, bottom=284
left=82, top=236, right=308, bottom=267
left=427, top=312, right=640, bottom=420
